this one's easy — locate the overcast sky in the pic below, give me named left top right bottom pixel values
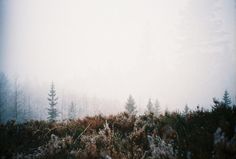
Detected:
left=0, top=0, right=236, bottom=112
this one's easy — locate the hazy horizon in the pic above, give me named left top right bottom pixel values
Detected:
left=0, top=0, right=236, bottom=115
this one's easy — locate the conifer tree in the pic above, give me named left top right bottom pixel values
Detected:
left=47, top=82, right=58, bottom=122
left=222, top=90, right=231, bottom=106
left=125, top=95, right=136, bottom=114
left=146, top=98, right=154, bottom=113
left=154, top=99, right=161, bottom=116
left=0, top=73, right=8, bottom=123
left=184, top=104, right=189, bottom=115
left=68, top=102, right=76, bottom=119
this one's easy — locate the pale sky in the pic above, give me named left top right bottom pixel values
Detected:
left=1, top=0, right=236, bottom=112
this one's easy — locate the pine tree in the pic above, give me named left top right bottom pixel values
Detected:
left=184, top=104, right=189, bottom=115
left=125, top=95, right=136, bottom=114
left=47, top=82, right=58, bottom=122
left=0, top=73, right=8, bottom=123
left=222, top=90, right=231, bottom=106
left=154, top=99, right=161, bottom=116
left=68, top=102, right=76, bottom=120
left=146, top=98, right=154, bottom=113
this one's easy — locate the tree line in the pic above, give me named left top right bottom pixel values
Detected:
left=0, top=72, right=234, bottom=123
left=0, top=73, right=81, bottom=123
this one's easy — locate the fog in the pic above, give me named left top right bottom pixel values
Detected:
left=0, top=0, right=236, bottom=116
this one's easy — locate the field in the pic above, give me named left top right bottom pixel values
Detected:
left=0, top=102, right=236, bottom=159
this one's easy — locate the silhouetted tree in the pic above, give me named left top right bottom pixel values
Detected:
left=125, top=95, right=136, bottom=114
left=47, top=82, right=58, bottom=122
left=222, top=90, right=231, bottom=106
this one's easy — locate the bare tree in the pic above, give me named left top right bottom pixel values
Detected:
left=13, top=78, right=22, bottom=122
left=154, top=99, right=161, bottom=116
left=68, top=102, right=77, bottom=120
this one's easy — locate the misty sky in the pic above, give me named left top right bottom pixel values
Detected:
left=0, top=0, right=236, bottom=112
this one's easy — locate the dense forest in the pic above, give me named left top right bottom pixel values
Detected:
left=0, top=73, right=236, bottom=159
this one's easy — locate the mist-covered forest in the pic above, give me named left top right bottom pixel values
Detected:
left=0, top=72, right=236, bottom=159
left=0, top=72, right=123, bottom=123
left=1, top=0, right=236, bottom=158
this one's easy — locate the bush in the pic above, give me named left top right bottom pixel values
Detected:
left=0, top=105, right=235, bottom=159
